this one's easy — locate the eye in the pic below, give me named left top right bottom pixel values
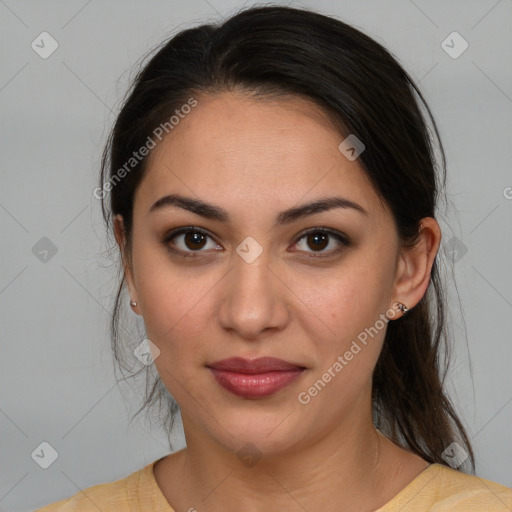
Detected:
left=291, top=227, right=350, bottom=257
left=163, top=226, right=351, bottom=259
left=163, top=227, right=221, bottom=256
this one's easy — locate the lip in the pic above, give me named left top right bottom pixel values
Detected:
left=207, top=357, right=306, bottom=399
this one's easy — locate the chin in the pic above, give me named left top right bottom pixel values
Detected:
left=203, top=407, right=307, bottom=459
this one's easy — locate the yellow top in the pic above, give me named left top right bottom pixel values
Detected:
left=35, top=458, right=512, bottom=511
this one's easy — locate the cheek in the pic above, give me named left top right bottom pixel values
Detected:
left=133, top=251, right=217, bottom=404
left=295, top=247, right=395, bottom=389
left=132, top=244, right=216, bottom=360
left=303, top=258, right=393, bottom=342
left=296, top=273, right=390, bottom=417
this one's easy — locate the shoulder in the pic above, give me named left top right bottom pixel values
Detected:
left=381, top=463, right=512, bottom=511
left=34, top=458, right=171, bottom=512
left=428, top=464, right=512, bottom=509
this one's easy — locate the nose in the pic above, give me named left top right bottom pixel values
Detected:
left=217, top=251, right=289, bottom=340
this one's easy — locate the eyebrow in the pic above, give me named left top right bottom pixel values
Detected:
left=148, top=193, right=367, bottom=226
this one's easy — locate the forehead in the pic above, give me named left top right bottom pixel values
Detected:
left=135, top=91, right=386, bottom=221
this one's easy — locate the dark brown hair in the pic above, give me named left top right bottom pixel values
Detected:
left=100, top=5, right=474, bottom=471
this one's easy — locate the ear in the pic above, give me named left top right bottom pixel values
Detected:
left=391, top=217, right=441, bottom=316
left=113, top=214, right=139, bottom=314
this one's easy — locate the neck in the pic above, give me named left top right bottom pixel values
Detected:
left=169, top=410, right=396, bottom=512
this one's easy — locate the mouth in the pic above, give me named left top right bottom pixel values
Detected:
left=206, top=357, right=306, bottom=399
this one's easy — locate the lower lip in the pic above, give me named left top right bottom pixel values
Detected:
left=208, top=368, right=304, bottom=398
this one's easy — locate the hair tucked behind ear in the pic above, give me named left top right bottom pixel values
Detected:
left=373, top=271, right=474, bottom=468
left=100, top=5, right=474, bottom=470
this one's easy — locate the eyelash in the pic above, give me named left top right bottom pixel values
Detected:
left=162, top=226, right=351, bottom=259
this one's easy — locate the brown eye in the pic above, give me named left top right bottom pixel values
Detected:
left=306, top=232, right=329, bottom=251
left=292, top=228, right=350, bottom=257
left=163, top=227, right=222, bottom=255
left=183, top=231, right=207, bottom=250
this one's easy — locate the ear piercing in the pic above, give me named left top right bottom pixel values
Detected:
left=394, top=301, right=408, bottom=314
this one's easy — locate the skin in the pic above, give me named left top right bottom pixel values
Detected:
left=114, top=91, right=441, bottom=512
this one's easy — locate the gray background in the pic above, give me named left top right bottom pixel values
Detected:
left=1, top=0, right=511, bottom=510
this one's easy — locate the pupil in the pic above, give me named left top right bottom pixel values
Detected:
left=308, top=233, right=328, bottom=251
left=186, top=232, right=206, bottom=250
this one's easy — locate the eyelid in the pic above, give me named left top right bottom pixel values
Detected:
left=162, top=225, right=214, bottom=242
left=290, top=226, right=351, bottom=256
left=293, top=226, right=350, bottom=246
left=162, top=226, right=221, bottom=255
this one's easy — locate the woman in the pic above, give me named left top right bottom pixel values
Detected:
left=37, top=5, right=512, bottom=511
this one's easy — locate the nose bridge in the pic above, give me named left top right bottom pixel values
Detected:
left=217, top=240, right=287, bottom=337
left=235, top=249, right=271, bottom=288
left=232, top=233, right=273, bottom=287
left=231, top=242, right=275, bottom=305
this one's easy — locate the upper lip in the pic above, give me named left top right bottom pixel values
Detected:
left=207, top=357, right=305, bottom=374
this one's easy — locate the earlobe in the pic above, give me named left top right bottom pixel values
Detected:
left=394, top=301, right=408, bottom=315
left=129, top=299, right=140, bottom=315
left=391, top=217, right=441, bottom=315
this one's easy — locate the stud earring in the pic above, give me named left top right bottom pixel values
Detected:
left=394, top=301, right=408, bottom=314
left=130, top=300, right=137, bottom=308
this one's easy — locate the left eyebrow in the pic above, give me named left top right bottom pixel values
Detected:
left=275, top=196, right=368, bottom=226
left=148, top=193, right=368, bottom=227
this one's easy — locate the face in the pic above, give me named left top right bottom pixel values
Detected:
left=118, top=91, right=405, bottom=458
